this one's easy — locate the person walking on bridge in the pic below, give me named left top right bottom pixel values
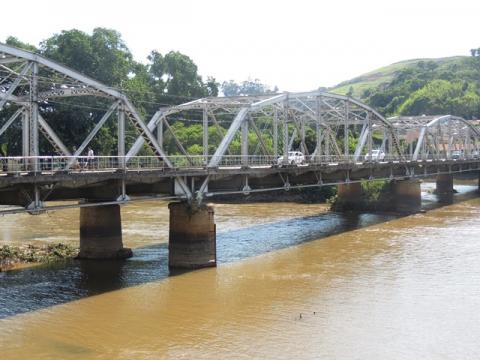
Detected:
left=86, top=147, right=95, bottom=169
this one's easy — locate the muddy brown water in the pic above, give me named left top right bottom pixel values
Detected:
left=0, top=182, right=479, bottom=359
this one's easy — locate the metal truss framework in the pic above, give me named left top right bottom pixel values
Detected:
left=0, top=43, right=192, bottom=208
left=127, top=91, right=405, bottom=164
left=389, top=115, right=480, bottom=160
left=1, top=42, right=480, bottom=211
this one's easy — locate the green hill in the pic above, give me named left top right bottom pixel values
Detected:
left=329, top=54, right=480, bottom=119
left=331, top=56, right=468, bottom=99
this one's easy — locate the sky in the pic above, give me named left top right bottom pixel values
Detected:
left=1, top=0, right=479, bottom=92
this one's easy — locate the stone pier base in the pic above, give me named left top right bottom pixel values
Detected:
left=436, top=174, right=454, bottom=194
left=392, top=179, right=421, bottom=213
left=168, top=202, right=216, bottom=269
left=78, top=204, right=132, bottom=259
left=335, top=182, right=363, bottom=211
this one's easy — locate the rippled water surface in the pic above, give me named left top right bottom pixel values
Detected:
left=1, top=183, right=480, bottom=359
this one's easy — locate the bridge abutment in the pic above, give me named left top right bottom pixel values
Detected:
left=168, top=202, right=216, bottom=269
left=436, top=174, right=454, bottom=194
left=78, top=204, right=132, bottom=259
left=335, top=183, right=363, bottom=211
left=392, top=179, right=421, bottom=213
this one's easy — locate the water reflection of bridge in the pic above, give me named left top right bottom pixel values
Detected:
left=1, top=43, right=479, bottom=268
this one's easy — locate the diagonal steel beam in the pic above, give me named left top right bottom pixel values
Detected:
left=65, top=101, right=119, bottom=169
left=0, top=107, right=23, bottom=137
left=208, top=110, right=231, bottom=155
left=122, top=99, right=192, bottom=198
left=38, top=114, right=72, bottom=156
left=208, top=107, right=249, bottom=167
left=250, top=118, right=271, bottom=155
left=413, top=126, right=427, bottom=160
left=162, top=117, right=193, bottom=164
left=125, top=110, right=164, bottom=161
left=354, top=122, right=368, bottom=161
left=0, top=62, right=31, bottom=111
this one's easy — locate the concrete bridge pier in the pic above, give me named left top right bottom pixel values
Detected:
left=436, top=174, right=454, bottom=194
left=78, top=204, right=132, bottom=259
left=335, top=183, right=363, bottom=211
left=392, top=179, right=421, bottom=213
left=168, top=202, right=216, bottom=269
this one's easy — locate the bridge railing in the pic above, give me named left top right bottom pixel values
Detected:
left=0, top=154, right=477, bottom=174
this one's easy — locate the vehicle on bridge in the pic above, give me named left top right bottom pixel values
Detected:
left=364, top=149, right=385, bottom=161
left=277, top=151, right=305, bottom=166
left=451, top=150, right=463, bottom=159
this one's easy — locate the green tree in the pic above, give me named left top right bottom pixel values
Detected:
left=221, top=79, right=278, bottom=96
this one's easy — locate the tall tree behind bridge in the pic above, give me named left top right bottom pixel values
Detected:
left=221, top=79, right=278, bottom=96
left=2, top=29, right=218, bottom=155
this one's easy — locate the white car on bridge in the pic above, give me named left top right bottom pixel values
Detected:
left=277, top=151, right=306, bottom=166
left=364, top=149, right=385, bottom=161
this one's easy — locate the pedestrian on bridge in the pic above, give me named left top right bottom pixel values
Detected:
left=86, top=147, right=95, bottom=169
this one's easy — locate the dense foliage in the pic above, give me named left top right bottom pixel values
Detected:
left=358, top=56, right=480, bottom=119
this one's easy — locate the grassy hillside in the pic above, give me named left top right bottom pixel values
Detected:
left=329, top=54, right=480, bottom=119
left=331, top=56, right=468, bottom=99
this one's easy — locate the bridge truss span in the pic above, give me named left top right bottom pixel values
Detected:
left=0, top=42, right=193, bottom=209
left=389, top=115, right=480, bottom=161
left=1, top=42, right=480, bottom=213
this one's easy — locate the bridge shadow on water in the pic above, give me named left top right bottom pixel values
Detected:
left=0, top=185, right=478, bottom=319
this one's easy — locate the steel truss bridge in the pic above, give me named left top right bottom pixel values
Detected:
left=1, top=43, right=480, bottom=214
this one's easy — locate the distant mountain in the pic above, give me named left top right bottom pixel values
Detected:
left=328, top=55, right=480, bottom=119
left=331, top=56, right=468, bottom=99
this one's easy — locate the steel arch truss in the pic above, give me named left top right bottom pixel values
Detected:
left=389, top=115, right=480, bottom=160
left=127, top=91, right=404, bottom=169
left=0, top=43, right=192, bottom=203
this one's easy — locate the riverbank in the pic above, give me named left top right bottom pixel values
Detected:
left=0, top=243, right=78, bottom=272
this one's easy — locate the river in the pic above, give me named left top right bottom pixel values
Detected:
left=0, top=182, right=479, bottom=359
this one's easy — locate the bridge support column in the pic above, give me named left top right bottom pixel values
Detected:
left=78, top=204, right=132, bottom=259
left=436, top=174, right=454, bottom=194
left=392, top=179, right=421, bottom=213
left=335, top=182, right=363, bottom=211
left=169, top=202, right=216, bottom=269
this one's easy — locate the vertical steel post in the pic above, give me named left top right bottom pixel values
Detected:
left=422, top=131, right=427, bottom=160
left=30, top=62, right=41, bottom=209
left=241, top=115, right=249, bottom=166
left=30, top=62, right=39, bottom=173
left=301, top=116, right=306, bottom=154
left=203, top=106, right=208, bottom=164
left=157, top=118, right=163, bottom=150
left=118, top=103, right=125, bottom=168
left=21, top=108, right=29, bottom=171
left=315, top=96, right=322, bottom=160
left=388, top=132, right=393, bottom=156
left=22, top=109, right=29, bottom=157
left=325, top=129, right=330, bottom=158
left=273, top=107, right=278, bottom=157
left=344, top=100, right=349, bottom=158
left=283, top=98, right=289, bottom=164
left=447, top=121, right=452, bottom=159
left=367, top=112, right=372, bottom=159
left=465, top=128, right=470, bottom=158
